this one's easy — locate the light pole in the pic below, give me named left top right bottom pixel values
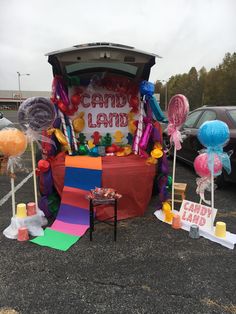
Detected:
left=17, top=72, right=30, bottom=108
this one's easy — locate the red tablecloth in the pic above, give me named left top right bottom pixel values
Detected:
left=50, top=153, right=156, bottom=220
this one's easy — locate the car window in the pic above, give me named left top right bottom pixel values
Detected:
left=228, top=109, right=236, bottom=125
left=195, top=110, right=217, bottom=128
left=184, top=110, right=202, bottom=128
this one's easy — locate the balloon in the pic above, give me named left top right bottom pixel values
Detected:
left=71, top=94, right=81, bottom=106
left=194, top=153, right=222, bottom=177
left=167, top=94, right=189, bottom=150
left=38, top=159, right=50, bottom=173
left=0, top=128, right=27, bottom=157
left=18, top=97, right=56, bottom=132
left=139, top=123, right=153, bottom=150
left=139, top=81, right=155, bottom=97
left=198, top=120, right=230, bottom=148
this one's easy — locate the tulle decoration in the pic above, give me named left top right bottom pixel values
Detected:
left=167, top=94, right=189, bottom=150
left=196, top=176, right=212, bottom=205
left=198, top=120, right=230, bottom=148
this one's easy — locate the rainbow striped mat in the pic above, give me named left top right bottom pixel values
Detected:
left=31, top=156, right=102, bottom=251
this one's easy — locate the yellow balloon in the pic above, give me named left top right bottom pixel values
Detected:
left=72, top=112, right=85, bottom=132
left=0, top=128, right=27, bottom=157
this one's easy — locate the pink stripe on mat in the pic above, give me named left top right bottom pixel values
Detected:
left=50, top=220, right=89, bottom=236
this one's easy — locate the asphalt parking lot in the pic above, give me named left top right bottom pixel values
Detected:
left=0, top=111, right=236, bottom=314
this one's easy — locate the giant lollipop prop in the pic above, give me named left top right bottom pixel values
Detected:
left=197, top=120, right=231, bottom=229
left=167, top=94, right=189, bottom=211
left=18, top=97, right=56, bottom=208
left=0, top=128, right=27, bottom=215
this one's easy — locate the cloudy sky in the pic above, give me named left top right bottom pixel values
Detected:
left=0, top=0, right=235, bottom=91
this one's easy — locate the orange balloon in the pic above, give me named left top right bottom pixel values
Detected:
left=0, top=128, right=27, bottom=157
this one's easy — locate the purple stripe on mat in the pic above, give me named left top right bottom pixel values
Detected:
left=56, top=203, right=89, bottom=225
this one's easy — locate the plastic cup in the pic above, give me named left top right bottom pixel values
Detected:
left=17, top=227, right=29, bottom=241
left=215, top=221, right=226, bottom=238
left=16, top=203, right=27, bottom=218
left=27, top=202, right=36, bottom=216
left=172, top=214, right=182, bottom=229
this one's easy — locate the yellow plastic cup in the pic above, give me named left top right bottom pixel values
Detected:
left=215, top=221, right=226, bottom=238
left=16, top=203, right=27, bottom=218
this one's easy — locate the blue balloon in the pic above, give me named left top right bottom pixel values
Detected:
left=140, top=81, right=155, bottom=97
left=198, top=120, right=230, bottom=148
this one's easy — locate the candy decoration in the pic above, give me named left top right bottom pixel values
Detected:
left=92, top=131, right=101, bottom=145
left=0, top=128, right=28, bottom=216
left=58, top=111, right=72, bottom=155
left=139, top=122, right=153, bottom=150
left=167, top=94, right=189, bottom=212
left=197, top=120, right=231, bottom=229
left=194, top=153, right=222, bottom=177
left=0, top=128, right=27, bottom=157
left=113, top=130, right=124, bottom=143
left=18, top=97, right=56, bottom=210
left=68, top=117, right=78, bottom=151
left=18, top=97, right=56, bottom=132
left=167, top=94, right=189, bottom=150
left=132, top=99, right=144, bottom=155
left=198, top=120, right=230, bottom=148
left=72, top=112, right=85, bottom=133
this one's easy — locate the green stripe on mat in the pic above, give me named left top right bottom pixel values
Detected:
left=30, top=228, right=80, bottom=251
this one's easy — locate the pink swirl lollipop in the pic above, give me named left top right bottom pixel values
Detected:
left=167, top=94, right=189, bottom=150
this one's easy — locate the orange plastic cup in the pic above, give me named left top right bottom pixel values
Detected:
left=17, top=227, right=29, bottom=241
left=172, top=214, right=182, bottom=229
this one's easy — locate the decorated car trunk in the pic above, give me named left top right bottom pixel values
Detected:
left=38, top=43, right=169, bottom=222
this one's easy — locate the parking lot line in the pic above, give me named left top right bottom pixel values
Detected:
left=0, top=171, right=33, bottom=207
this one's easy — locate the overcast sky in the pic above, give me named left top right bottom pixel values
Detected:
left=0, top=0, right=235, bottom=91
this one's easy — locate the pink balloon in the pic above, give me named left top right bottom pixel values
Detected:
left=194, top=153, right=222, bottom=177
left=167, top=94, right=189, bottom=127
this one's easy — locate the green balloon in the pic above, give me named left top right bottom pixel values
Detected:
left=167, top=175, right=172, bottom=188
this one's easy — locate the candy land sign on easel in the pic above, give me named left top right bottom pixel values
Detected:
left=179, top=200, right=217, bottom=232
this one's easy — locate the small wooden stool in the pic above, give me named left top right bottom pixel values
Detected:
left=88, top=198, right=118, bottom=241
left=169, top=183, right=187, bottom=204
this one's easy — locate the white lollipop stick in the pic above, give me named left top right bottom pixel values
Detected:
left=171, top=146, right=177, bottom=211
left=10, top=164, right=15, bottom=216
left=211, top=167, right=214, bottom=231
left=31, top=141, right=38, bottom=209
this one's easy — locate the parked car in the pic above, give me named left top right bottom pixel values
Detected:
left=0, top=111, right=13, bottom=130
left=163, top=106, right=236, bottom=186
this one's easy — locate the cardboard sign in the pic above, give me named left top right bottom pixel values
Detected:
left=179, top=200, right=217, bottom=232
